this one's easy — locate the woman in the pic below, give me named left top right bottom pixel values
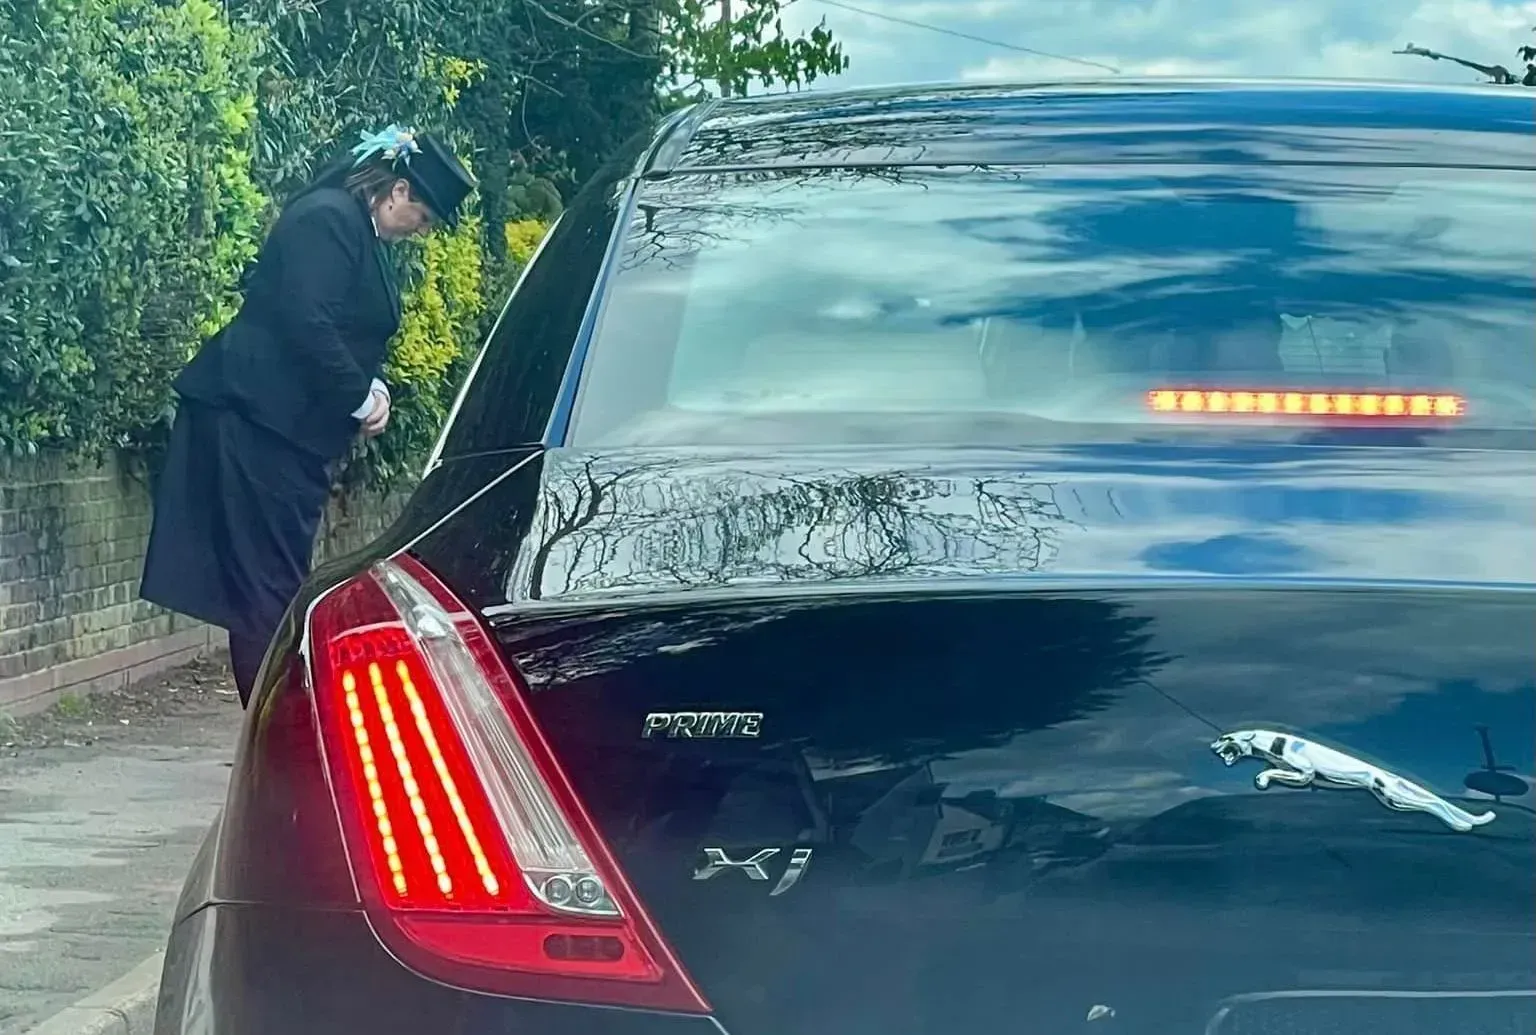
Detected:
left=139, top=125, right=476, bottom=707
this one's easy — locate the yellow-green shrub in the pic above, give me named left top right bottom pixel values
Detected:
left=390, top=216, right=488, bottom=389
left=504, top=218, right=549, bottom=265
left=347, top=213, right=487, bottom=486
left=351, top=194, right=554, bottom=486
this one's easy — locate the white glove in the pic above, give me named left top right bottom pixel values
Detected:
left=351, top=378, right=390, bottom=420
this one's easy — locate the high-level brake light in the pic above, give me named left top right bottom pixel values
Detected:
left=1147, top=389, right=1466, bottom=419
left=307, top=555, right=709, bottom=1013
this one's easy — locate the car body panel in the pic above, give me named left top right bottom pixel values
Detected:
left=665, top=80, right=1536, bottom=172
left=401, top=441, right=1535, bottom=1033
left=493, top=588, right=1534, bottom=1035
left=155, top=904, right=723, bottom=1035
left=412, top=444, right=1536, bottom=608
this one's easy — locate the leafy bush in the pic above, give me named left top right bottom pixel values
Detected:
left=363, top=212, right=489, bottom=487
left=2, top=0, right=845, bottom=485
left=0, top=0, right=267, bottom=457
left=342, top=209, right=555, bottom=491
left=504, top=218, right=550, bottom=264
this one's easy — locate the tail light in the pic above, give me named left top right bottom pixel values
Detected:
left=305, top=555, right=709, bottom=1013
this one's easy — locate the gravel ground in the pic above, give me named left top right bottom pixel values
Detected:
left=0, top=656, right=238, bottom=756
left=0, top=654, right=245, bottom=1033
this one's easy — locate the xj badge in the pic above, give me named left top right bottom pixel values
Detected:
left=693, top=847, right=813, bottom=896
left=1212, top=728, right=1496, bottom=833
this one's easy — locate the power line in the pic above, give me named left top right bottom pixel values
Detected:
left=808, top=0, right=1121, bottom=75
left=1133, top=678, right=1223, bottom=734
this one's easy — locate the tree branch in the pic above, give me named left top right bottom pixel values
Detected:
left=1394, top=42, right=1521, bottom=85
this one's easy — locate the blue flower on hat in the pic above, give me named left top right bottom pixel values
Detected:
left=351, top=124, right=421, bottom=168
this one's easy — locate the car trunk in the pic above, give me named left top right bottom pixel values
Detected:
left=413, top=445, right=1535, bottom=1035
left=488, top=586, right=1534, bottom=1035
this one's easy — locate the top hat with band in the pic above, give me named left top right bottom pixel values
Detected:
left=351, top=125, right=476, bottom=229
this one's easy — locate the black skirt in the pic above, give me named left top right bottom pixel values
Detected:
left=140, top=400, right=331, bottom=642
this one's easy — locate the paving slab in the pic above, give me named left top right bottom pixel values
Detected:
left=0, top=657, right=243, bottom=1034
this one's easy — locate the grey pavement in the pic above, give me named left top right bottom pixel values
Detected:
left=0, top=657, right=243, bottom=1034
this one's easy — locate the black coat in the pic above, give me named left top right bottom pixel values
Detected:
left=140, top=186, right=401, bottom=641
left=174, top=186, right=402, bottom=462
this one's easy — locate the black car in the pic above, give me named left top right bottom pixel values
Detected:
left=154, top=79, right=1536, bottom=1035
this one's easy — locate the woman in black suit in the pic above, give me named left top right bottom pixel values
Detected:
left=139, top=125, right=475, bottom=707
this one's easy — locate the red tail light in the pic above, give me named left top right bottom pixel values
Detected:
left=306, top=555, right=709, bottom=1013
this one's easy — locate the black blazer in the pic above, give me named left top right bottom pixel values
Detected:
left=174, top=187, right=402, bottom=462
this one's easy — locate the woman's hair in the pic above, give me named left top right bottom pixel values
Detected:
left=287, top=152, right=414, bottom=210
left=343, top=159, right=415, bottom=205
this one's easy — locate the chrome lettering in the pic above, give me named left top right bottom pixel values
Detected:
left=693, top=847, right=814, bottom=896
left=642, top=711, right=765, bottom=739
left=693, top=847, right=780, bottom=882
left=769, top=847, right=813, bottom=896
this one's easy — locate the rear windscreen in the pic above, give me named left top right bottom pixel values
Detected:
left=569, top=166, right=1535, bottom=447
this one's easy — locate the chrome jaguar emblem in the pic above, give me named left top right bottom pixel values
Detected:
left=1211, top=728, right=1496, bottom=833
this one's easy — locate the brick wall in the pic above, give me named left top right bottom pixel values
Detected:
left=0, top=451, right=409, bottom=716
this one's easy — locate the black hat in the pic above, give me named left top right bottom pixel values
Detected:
left=350, top=125, right=476, bottom=229
left=403, top=133, right=477, bottom=229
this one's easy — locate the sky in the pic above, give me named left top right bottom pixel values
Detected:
left=774, top=0, right=1536, bottom=91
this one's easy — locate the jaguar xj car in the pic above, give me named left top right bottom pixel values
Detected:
left=154, top=78, right=1535, bottom=1035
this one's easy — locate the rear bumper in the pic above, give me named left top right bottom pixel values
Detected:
left=156, top=904, right=1536, bottom=1035
left=155, top=903, right=724, bottom=1035
left=1208, top=990, right=1536, bottom=1035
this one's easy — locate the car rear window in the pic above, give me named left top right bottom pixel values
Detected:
left=568, top=166, right=1535, bottom=447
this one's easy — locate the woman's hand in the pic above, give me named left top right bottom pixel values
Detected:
left=361, top=387, right=391, bottom=438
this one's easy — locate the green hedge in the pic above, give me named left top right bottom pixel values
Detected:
left=0, top=2, right=556, bottom=486
left=0, top=0, right=267, bottom=457
left=1, top=0, right=840, bottom=484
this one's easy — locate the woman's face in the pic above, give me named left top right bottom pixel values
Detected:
left=373, top=179, right=438, bottom=241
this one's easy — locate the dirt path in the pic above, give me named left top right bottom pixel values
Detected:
left=0, top=656, right=244, bottom=1034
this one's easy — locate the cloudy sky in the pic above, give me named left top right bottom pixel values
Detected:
left=775, top=0, right=1536, bottom=90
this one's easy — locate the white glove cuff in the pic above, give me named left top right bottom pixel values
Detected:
left=351, top=378, right=390, bottom=420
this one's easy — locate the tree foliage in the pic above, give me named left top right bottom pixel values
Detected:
left=229, top=0, right=841, bottom=489
left=0, top=0, right=847, bottom=476
left=1396, top=26, right=1536, bottom=86
left=662, top=0, right=848, bottom=102
left=229, top=0, right=846, bottom=247
left=0, top=0, right=268, bottom=457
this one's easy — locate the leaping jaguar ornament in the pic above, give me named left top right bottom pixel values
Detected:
left=1211, top=728, right=1496, bottom=833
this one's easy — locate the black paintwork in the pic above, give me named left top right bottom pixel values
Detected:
left=449, top=447, right=1534, bottom=1035
left=156, top=80, right=1536, bottom=1035
left=420, top=444, right=1536, bottom=599
left=661, top=79, right=1536, bottom=172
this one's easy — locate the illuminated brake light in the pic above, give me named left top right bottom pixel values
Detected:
left=341, top=668, right=411, bottom=898
left=394, top=658, right=501, bottom=898
left=1147, top=389, right=1465, bottom=419
left=308, top=556, right=709, bottom=1013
